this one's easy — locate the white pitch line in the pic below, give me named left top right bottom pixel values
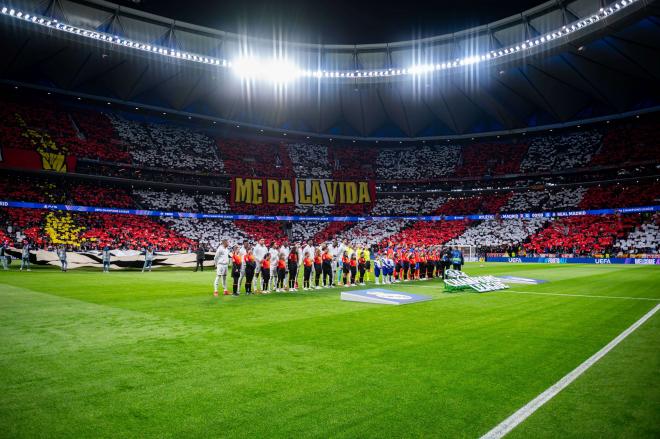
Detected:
left=501, top=290, right=660, bottom=301
left=480, top=304, right=660, bottom=439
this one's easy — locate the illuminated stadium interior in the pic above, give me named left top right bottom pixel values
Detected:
left=0, top=0, right=659, bottom=438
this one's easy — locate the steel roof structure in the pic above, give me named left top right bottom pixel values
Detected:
left=1, top=0, right=659, bottom=140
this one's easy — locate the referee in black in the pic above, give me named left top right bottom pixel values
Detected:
left=194, top=243, right=206, bottom=272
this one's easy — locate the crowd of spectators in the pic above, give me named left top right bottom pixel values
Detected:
left=375, top=145, right=461, bottom=180
left=370, top=195, right=446, bottom=216
left=520, top=130, right=601, bottom=173
left=218, top=140, right=292, bottom=178
left=579, top=183, right=660, bottom=210
left=523, top=215, right=640, bottom=255
left=334, top=219, right=411, bottom=247
left=454, top=142, right=527, bottom=177
left=288, top=143, right=332, bottom=178
left=448, top=218, right=547, bottom=248
left=592, top=116, right=660, bottom=166
left=134, top=189, right=230, bottom=214
left=109, top=115, right=222, bottom=172
left=0, top=96, right=129, bottom=161
left=384, top=219, right=470, bottom=246
left=615, top=214, right=659, bottom=255
left=161, top=218, right=247, bottom=250
left=502, top=187, right=587, bottom=213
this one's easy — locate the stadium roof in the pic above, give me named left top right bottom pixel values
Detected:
left=1, top=0, right=659, bottom=140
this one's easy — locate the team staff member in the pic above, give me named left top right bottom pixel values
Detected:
left=57, top=245, right=68, bottom=272
left=20, top=241, right=31, bottom=271
left=442, top=248, right=451, bottom=278
left=0, top=241, right=7, bottom=271
left=102, top=246, right=111, bottom=272
left=451, top=247, right=464, bottom=271
left=142, top=245, right=155, bottom=272
left=194, top=243, right=205, bottom=272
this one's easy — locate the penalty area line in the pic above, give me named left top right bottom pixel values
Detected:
left=480, top=303, right=660, bottom=439
left=501, top=290, right=660, bottom=301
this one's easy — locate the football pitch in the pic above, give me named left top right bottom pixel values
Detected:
left=0, top=263, right=658, bottom=438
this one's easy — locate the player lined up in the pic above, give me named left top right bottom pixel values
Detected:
left=211, top=238, right=464, bottom=297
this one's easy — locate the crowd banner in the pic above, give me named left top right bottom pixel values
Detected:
left=0, top=200, right=659, bottom=222
left=231, top=177, right=375, bottom=207
left=487, top=256, right=660, bottom=265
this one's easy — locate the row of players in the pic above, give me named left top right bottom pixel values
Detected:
left=211, top=238, right=465, bottom=296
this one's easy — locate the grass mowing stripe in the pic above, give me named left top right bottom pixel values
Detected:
left=501, top=290, right=660, bottom=301
left=480, top=304, right=660, bottom=439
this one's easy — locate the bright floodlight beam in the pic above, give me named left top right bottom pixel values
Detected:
left=232, top=57, right=301, bottom=83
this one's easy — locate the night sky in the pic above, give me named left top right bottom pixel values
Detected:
left=114, top=0, right=543, bottom=45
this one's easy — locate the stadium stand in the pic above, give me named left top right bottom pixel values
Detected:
left=591, top=116, right=660, bottom=166
left=370, top=195, right=446, bottom=216
left=579, top=183, right=660, bottom=209
left=384, top=220, right=470, bottom=246
left=523, top=215, right=641, bottom=255
left=375, top=145, right=461, bottom=179
left=134, top=189, right=230, bottom=214
left=330, top=145, right=377, bottom=179
left=334, top=219, right=411, bottom=247
left=161, top=218, right=248, bottom=250
left=288, top=143, right=332, bottom=178
left=502, top=187, right=588, bottom=212
left=453, top=142, right=527, bottom=177
left=615, top=214, right=659, bottom=255
left=218, top=139, right=292, bottom=177
left=449, top=218, right=547, bottom=248
left=0, top=96, right=129, bottom=161
left=520, top=130, right=601, bottom=173
left=108, top=115, right=222, bottom=172
left=0, top=92, right=658, bottom=256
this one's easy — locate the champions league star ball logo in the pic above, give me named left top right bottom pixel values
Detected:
left=366, top=292, right=412, bottom=301
left=341, top=289, right=432, bottom=305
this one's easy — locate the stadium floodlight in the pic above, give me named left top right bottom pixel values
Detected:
left=0, top=0, right=641, bottom=81
left=231, top=57, right=301, bottom=83
left=232, top=57, right=261, bottom=79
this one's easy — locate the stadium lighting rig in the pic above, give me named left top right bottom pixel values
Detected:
left=0, top=0, right=639, bottom=82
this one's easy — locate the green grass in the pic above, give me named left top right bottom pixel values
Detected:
left=0, top=263, right=658, bottom=438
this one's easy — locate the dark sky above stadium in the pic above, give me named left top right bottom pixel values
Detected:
left=115, top=0, right=541, bottom=44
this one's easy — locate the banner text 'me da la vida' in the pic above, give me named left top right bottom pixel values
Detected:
left=231, top=177, right=375, bottom=206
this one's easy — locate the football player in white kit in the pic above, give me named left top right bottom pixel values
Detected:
left=236, top=241, right=249, bottom=294
left=279, top=242, right=291, bottom=286
left=268, top=244, right=279, bottom=292
left=213, top=239, right=230, bottom=297
left=252, top=239, right=268, bottom=292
